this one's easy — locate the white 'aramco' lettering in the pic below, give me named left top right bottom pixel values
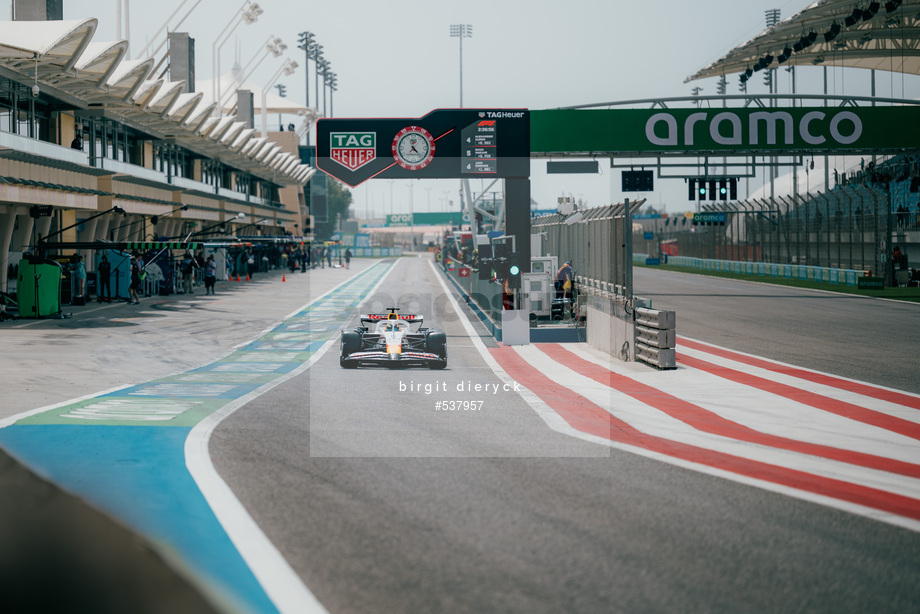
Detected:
left=749, top=111, right=795, bottom=145
left=646, top=112, right=677, bottom=146
left=644, top=110, right=863, bottom=148
left=800, top=111, right=826, bottom=145
left=830, top=111, right=862, bottom=144
left=711, top=112, right=742, bottom=145
left=684, top=112, right=707, bottom=145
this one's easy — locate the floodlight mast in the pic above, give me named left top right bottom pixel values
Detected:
left=217, top=36, right=286, bottom=114
left=326, top=71, right=337, bottom=117
left=449, top=24, right=473, bottom=107
left=261, top=59, right=298, bottom=136
left=135, top=0, right=195, bottom=59
left=297, top=32, right=316, bottom=108
left=211, top=1, right=263, bottom=115
left=317, top=58, right=332, bottom=117
left=450, top=24, right=474, bottom=241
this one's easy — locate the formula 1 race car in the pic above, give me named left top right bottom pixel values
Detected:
left=340, top=307, right=447, bottom=369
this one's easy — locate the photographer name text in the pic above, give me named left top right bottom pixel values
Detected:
left=399, top=380, right=522, bottom=395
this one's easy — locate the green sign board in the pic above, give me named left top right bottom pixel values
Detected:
left=530, top=107, right=920, bottom=155
left=386, top=212, right=466, bottom=227
left=857, top=276, right=885, bottom=289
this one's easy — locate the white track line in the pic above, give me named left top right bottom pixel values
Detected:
left=513, top=344, right=920, bottom=500
left=561, top=343, right=920, bottom=463
left=186, top=261, right=396, bottom=614
left=675, top=342, right=920, bottom=424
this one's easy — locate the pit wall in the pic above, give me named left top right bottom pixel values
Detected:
left=437, top=261, right=582, bottom=343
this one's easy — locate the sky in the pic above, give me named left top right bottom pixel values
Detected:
left=13, top=0, right=919, bottom=218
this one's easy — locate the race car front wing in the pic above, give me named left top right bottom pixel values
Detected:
left=345, top=350, right=442, bottom=363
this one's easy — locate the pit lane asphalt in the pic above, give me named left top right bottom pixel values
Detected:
left=4, top=258, right=920, bottom=613
left=207, top=256, right=920, bottom=614
left=0, top=261, right=371, bottom=421
left=0, top=260, right=382, bottom=611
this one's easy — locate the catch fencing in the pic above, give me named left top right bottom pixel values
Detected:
left=531, top=201, right=639, bottom=295
left=635, top=176, right=918, bottom=283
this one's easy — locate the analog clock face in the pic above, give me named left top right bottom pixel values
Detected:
left=392, top=126, right=435, bottom=170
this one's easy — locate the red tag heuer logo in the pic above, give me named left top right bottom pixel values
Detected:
left=330, top=132, right=376, bottom=171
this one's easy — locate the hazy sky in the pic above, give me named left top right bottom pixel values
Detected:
left=14, top=0, right=919, bottom=216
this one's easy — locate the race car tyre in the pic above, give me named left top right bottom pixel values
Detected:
left=426, top=330, right=447, bottom=358
left=340, top=330, right=361, bottom=368
left=426, top=330, right=447, bottom=369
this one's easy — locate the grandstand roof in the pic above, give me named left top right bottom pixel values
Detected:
left=686, top=0, right=920, bottom=82
left=0, top=18, right=312, bottom=186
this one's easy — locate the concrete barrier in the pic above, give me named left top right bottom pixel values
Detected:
left=635, top=307, right=677, bottom=369
left=0, top=449, right=226, bottom=613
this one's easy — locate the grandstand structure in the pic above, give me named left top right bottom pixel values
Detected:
left=681, top=0, right=920, bottom=284
left=556, top=0, right=920, bottom=286
left=0, top=13, right=316, bottom=297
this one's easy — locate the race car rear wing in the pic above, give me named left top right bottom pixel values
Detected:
left=361, top=313, right=423, bottom=324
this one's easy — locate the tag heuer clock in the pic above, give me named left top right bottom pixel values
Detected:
left=392, top=126, right=435, bottom=170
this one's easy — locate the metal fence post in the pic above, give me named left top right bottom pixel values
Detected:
left=625, top=199, right=633, bottom=300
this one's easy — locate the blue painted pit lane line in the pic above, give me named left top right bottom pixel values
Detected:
left=0, top=260, right=397, bottom=613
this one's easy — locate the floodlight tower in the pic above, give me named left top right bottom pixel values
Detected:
left=449, top=24, right=473, bottom=107
left=297, top=31, right=316, bottom=107
left=326, top=71, right=338, bottom=117
left=262, top=58, right=298, bottom=136
left=212, top=1, right=263, bottom=114
left=764, top=9, right=781, bottom=95
left=765, top=8, right=782, bottom=200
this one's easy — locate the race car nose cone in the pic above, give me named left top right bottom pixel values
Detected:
left=387, top=344, right=401, bottom=359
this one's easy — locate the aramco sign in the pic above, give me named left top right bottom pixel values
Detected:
left=529, top=107, right=920, bottom=155
left=330, top=132, right=376, bottom=171
left=644, top=110, right=862, bottom=147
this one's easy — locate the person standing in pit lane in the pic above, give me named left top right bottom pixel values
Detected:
left=129, top=256, right=141, bottom=304
left=204, top=254, right=217, bottom=295
left=555, top=260, right=574, bottom=299
left=96, top=253, right=111, bottom=302
left=72, top=254, right=87, bottom=302
left=180, top=252, right=194, bottom=294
